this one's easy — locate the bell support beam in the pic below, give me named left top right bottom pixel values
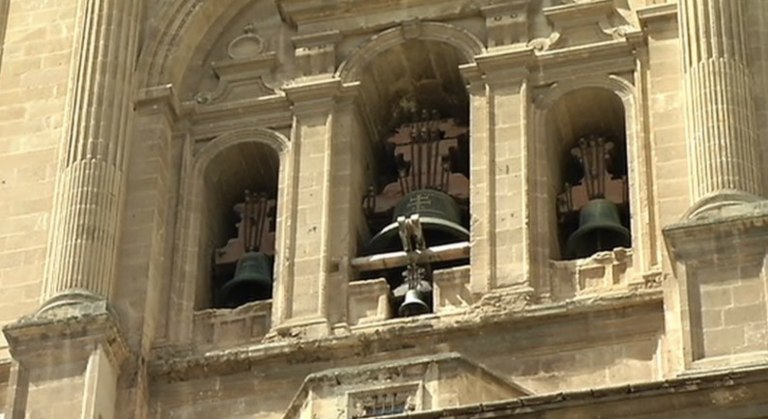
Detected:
left=2, top=0, right=140, bottom=417
left=272, top=80, right=357, bottom=337
left=680, top=0, right=763, bottom=217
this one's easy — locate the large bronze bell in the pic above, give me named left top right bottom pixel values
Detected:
left=219, top=251, right=273, bottom=308
left=366, top=189, right=469, bottom=254
left=565, top=199, right=630, bottom=259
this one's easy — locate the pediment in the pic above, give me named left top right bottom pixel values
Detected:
left=283, top=352, right=530, bottom=419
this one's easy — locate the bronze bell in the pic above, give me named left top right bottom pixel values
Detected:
left=565, top=199, right=630, bottom=259
left=366, top=189, right=469, bottom=254
left=220, top=251, right=273, bottom=308
left=399, top=289, right=431, bottom=317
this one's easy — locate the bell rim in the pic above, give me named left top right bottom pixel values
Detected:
left=567, top=222, right=630, bottom=242
left=398, top=289, right=431, bottom=317
left=366, top=216, right=470, bottom=254
left=565, top=223, right=631, bottom=258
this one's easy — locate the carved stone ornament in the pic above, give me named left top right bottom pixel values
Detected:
left=530, top=0, right=640, bottom=52
left=227, top=23, right=266, bottom=60
left=482, top=1, right=530, bottom=48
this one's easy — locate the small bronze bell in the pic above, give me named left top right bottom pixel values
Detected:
left=219, top=251, right=273, bottom=308
left=393, top=278, right=432, bottom=317
left=399, top=289, right=431, bottom=317
left=565, top=199, right=630, bottom=259
left=367, top=189, right=469, bottom=254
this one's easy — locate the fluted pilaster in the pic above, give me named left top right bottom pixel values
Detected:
left=42, top=0, right=141, bottom=306
left=680, top=0, right=762, bottom=213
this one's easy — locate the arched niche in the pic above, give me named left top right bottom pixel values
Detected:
left=198, top=141, right=280, bottom=309
left=539, top=85, right=632, bottom=261
left=346, top=35, right=475, bottom=317
left=172, top=129, right=288, bottom=321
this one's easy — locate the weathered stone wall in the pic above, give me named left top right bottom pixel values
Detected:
left=0, top=0, right=79, bottom=355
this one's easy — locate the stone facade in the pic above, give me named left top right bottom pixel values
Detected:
left=0, top=0, right=767, bottom=418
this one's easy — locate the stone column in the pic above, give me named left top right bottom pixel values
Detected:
left=470, top=50, right=535, bottom=296
left=42, top=0, right=141, bottom=309
left=273, top=80, right=350, bottom=338
left=680, top=0, right=763, bottom=216
left=664, top=0, right=768, bottom=373
left=1, top=1, right=139, bottom=418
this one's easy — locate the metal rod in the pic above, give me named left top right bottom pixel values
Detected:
left=351, top=241, right=470, bottom=271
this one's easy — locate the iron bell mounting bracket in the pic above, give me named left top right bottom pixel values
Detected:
left=395, top=214, right=433, bottom=295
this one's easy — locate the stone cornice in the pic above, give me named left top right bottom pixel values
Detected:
left=392, top=364, right=768, bottom=419
left=663, top=200, right=768, bottom=265
left=474, top=47, right=535, bottom=79
left=277, top=0, right=496, bottom=32
left=664, top=200, right=768, bottom=239
left=186, top=94, right=293, bottom=139
left=135, top=84, right=182, bottom=123
left=148, top=288, right=661, bottom=381
left=3, top=294, right=129, bottom=370
left=636, top=2, right=678, bottom=25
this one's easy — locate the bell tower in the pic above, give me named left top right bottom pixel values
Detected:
left=2, top=0, right=768, bottom=418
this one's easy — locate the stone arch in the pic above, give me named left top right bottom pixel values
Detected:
left=533, top=75, right=636, bottom=112
left=337, top=21, right=486, bottom=84
left=193, top=127, right=289, bottom=170
left=167, top=127, right=289, bottom=342
left=530, top=74, right=658, bottom=271
left=137, top=0, right=252, bottom=89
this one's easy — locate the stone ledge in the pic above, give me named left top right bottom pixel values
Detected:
left=392, top=363, right=768, bottom=419
left=663, top=199, right=768, bottom=264
left=2, top=292, right=129, bottom=369
left=148, top=287, right=662, bottom=381
left=664, top=199, right=768, bottom=234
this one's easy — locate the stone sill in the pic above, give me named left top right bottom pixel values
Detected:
left=687, top=351, right=768, bottom=374
left=149, top=287, right=662, bottom=381
left=192, top=300, right=272, bottom=351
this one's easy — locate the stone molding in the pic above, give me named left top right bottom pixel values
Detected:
left=664, top=200, right=768, bottom=264
left=277, top=0, right=494, bottom=31
left=481, top=1, right=531, bottom=49
left=194, top=52, right=280, bottom=105
left=337, top=21, right=485, bottom=84
left=3, top=293, right=129, bottom=370
left=149, top=288, right=661, bottom=381
left=393, top=365, right=768, bottom=419
left=291, top=30, right=342, bottom=79
left=664, top=201, right=768, bottom=368
left=135, top=84, right=183, bottom=122
left=282, top=352, right=529, bottom=419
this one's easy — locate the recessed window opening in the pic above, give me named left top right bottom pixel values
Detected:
left=199, top=142, right=279, bottom=309
left=352, top=40, right=471, bottom=318
left=351, top=391, right=414, bottom=418
left=550, top=88, right=631, bottom=260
